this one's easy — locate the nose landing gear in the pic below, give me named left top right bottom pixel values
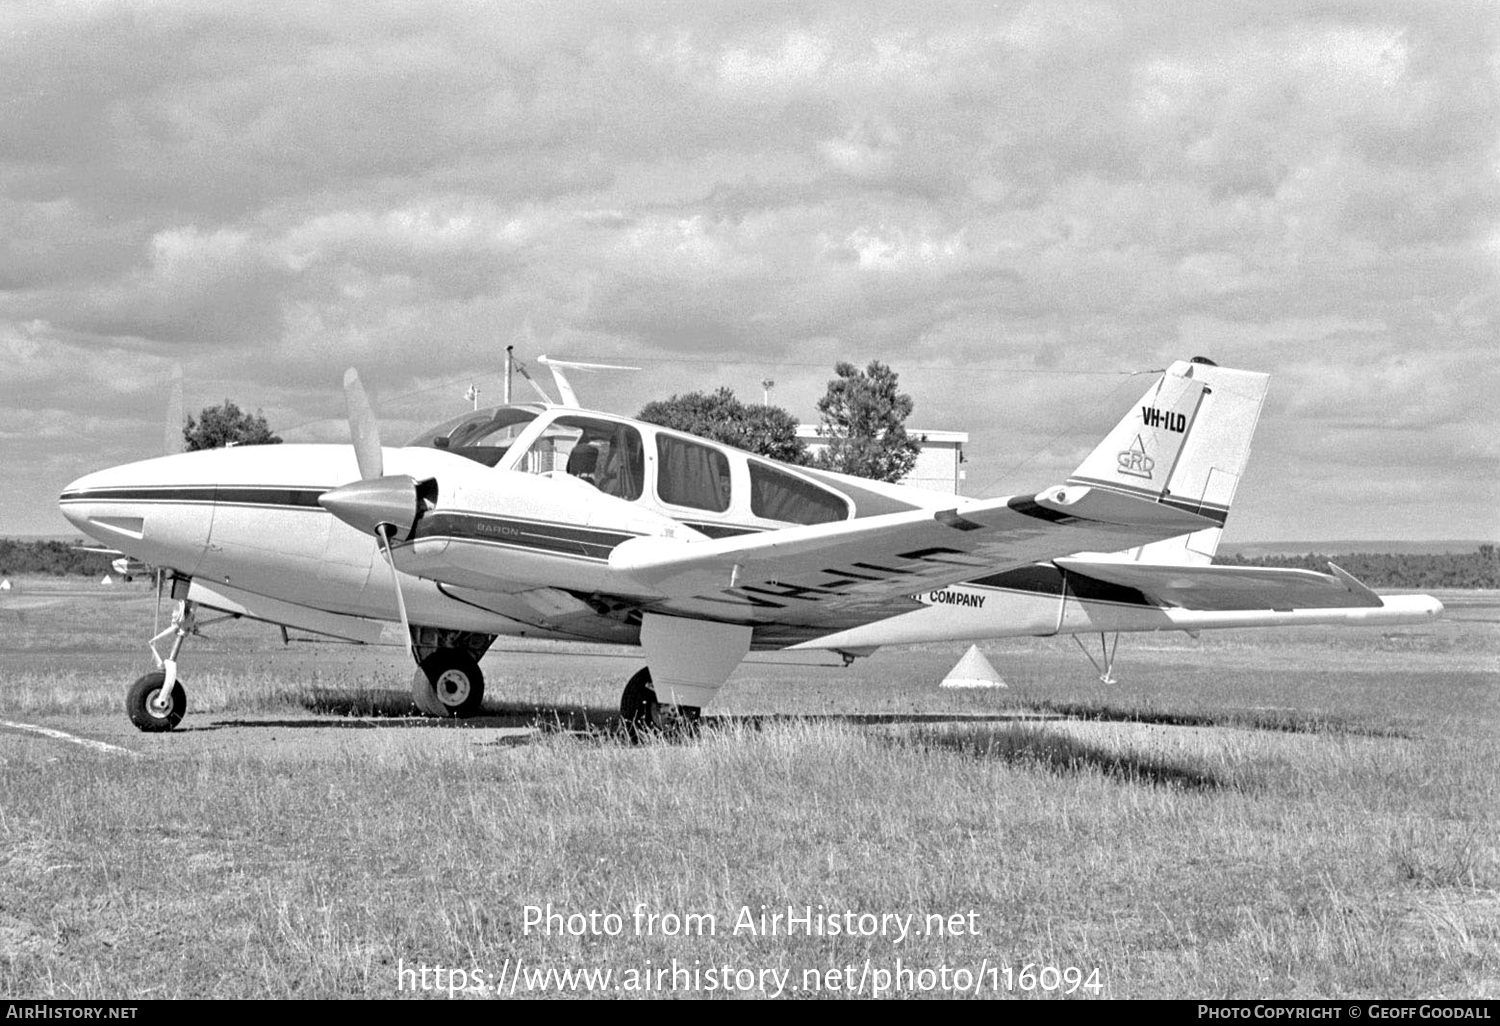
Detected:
left=126, top=670, right=186, bottom=732
left=126, top=596, right=236, bottom=732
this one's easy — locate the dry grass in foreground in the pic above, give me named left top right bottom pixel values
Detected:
left=0, top=586, right=1496, bottom=998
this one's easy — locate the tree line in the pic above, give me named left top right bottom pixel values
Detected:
left=1217, top=547, right=1500, bottom=589
left=0, top=538, right=117, bottom=578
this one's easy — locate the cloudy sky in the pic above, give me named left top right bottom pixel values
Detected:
left=3, top=0, right=1496, bottom=542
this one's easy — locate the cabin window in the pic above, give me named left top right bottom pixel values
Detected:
left=749, top=462, right=848, bottom=525
left=516, top=415, right=645, bottom=501
left=404, top=408, right=540, bottom=467
left=655, top=435, right=731, bottom=512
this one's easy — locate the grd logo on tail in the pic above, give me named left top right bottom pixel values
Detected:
left=1117, top=435, right=1155, bottom=479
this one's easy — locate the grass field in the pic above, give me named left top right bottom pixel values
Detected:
left=1, top=577, right=1496, bottom=999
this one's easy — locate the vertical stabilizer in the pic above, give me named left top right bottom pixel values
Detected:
left=1068, top=360, right=1269, bottom=564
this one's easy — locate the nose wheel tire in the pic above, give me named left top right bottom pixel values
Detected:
left=619, top=668, right=700, bottom=742
left=412, top=651, right=485, bottom=718
left=126, top=671, right=187, bottom=732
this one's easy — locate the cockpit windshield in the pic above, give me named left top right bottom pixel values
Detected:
left=512, top=414, right=645, bottom=501
left=404, top=407, right=541, bottom=467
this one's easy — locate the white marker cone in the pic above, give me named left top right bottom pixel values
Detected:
left=940, top=644, right=1006, bottom=688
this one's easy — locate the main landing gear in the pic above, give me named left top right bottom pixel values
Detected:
left=619, top=667, right=700, bottom=741
left=407, top=628, right=495, bottom=718
left=126, top=597, right=236, bottom=732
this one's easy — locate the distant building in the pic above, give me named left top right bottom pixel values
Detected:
left=796, top=426, right=968, bottom=494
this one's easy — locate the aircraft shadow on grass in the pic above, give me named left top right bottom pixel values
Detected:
left=181, top=687, right=1409, bottom=789
left=890, top=725, right=1228, bottom=792
left=201, top=700, right=1236, bottom=790
left=287, top=687, right=1404, bottom=738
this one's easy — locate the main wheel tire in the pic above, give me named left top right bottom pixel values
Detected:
left=619, top=667, right=700, bottom=742
left=415, top=651, right=485, bottom=718
left=126, top=671, right=186, bottom=732
left=410, top=667, right=446, bottom=717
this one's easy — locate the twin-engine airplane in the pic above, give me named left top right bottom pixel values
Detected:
left=59, top=357, right=1442, bottom=733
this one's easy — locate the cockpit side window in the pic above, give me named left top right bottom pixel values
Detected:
left=749, top=461, right=849, bottom=525
left=405, top=408, right=540, bottom=467
left=515, top=415, right=644, bottom=501
left=655, top=435, right=731, bottom=513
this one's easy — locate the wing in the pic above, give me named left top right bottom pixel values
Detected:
left=1055, top=558, right=1383, bottom=611
left=609, top=484, right=1218, bottom=629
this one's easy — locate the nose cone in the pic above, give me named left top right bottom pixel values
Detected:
left=59, top=471, right=98, bottom=533
left=58, top=451, right=221, bottom=573
left=59, top=461, right=162, bottom=537
left=318, top=475, right=423, bottom=539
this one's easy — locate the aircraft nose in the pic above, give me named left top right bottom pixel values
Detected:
left=57, top=452, right=219, bottom=577
left=59, top=466, right=132, bottom=532
left=59, top=477, right=91, bottom=532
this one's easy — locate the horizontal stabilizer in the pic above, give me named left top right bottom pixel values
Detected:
left=1055, top=558, right=1386, bottom=612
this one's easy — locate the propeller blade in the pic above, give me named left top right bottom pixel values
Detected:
left=377, top=525, right=417, bottom=663
left=343, top=368, right=383, bottom=480
left=153, top=568, right=164, bottom=637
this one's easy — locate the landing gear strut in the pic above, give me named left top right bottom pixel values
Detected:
left=619, top=667, right=700, bottom=741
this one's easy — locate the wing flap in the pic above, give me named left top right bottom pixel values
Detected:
left=1055, top=558, right=1385, bottom=611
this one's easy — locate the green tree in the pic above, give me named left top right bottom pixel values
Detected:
left=812, top=360, right=922, bottom=482
left=183, top=400, right=283, bottom=451
left=638, top=387, right=809, bottom=464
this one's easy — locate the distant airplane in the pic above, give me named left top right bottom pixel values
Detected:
left=73, top=547, right=151, bottom=582
left=59, top=357, right=1441, bottom=733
